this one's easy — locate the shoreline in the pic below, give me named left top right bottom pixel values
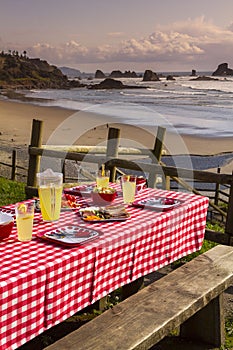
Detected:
left=0, top=99, right=232, bottom=175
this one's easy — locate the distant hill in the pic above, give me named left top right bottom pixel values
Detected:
left=0, top=52, right=77, bottom=89
left=59, top=66, right=94, bottom=79
left=59, top=66, right=82, bottom=78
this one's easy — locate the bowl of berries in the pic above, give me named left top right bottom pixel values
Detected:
left=91, top=187, right=117, bottom=205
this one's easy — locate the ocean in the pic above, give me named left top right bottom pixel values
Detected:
left=22, top=73, right=233, bottom=138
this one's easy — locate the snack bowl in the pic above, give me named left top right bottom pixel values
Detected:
left=0, top=212, right=14, bottom=240
left=91, top=186, right=117, bottom=205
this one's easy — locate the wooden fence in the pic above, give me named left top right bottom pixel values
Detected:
left=24, top=119, right=233, bottom=246
left=0, top=149, right=27, bottom=180
left=1, top=118, right=233, bottom=246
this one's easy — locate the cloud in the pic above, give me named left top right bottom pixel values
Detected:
left=107, top=32, right=124, bottom=37
left=227, top=22, right=233, bottom=32
left=4, top=17, right=233, bottom=70
left=30, top=41, right=88, bottom=63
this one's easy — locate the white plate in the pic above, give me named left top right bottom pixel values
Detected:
left=133, top=197, right=182, bottom=211
left=37, top=225, right=101, bottom=246
left=64, top=185, right=95, bottom=197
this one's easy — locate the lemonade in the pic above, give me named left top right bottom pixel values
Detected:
left=122, top=181, right=136, bottom=204
left=96, top=168, right=110, bottom=188
left=96, top=176, right=109, bottom=188
left=38, top=185, right=63, bottom=221
left=15, top=202, right=34, bottom=242
left=16, top=214, right=34, bottom=241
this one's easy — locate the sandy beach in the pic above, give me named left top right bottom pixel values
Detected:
left=0, top=99, right=233, bottom=176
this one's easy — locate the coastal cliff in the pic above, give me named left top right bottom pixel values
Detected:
left=0, top=52, right=82, bottom=89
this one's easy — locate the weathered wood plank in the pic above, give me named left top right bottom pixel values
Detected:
left=41, top=145, right=165, bottom=156
left=205, top=229, right=231, bottom=245
left=44, top=245, right=233, bottom=350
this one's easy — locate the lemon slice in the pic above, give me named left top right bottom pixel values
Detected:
left=18, top=204, right=27, bottom=213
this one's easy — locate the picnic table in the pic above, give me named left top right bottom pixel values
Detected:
left=0, top=186, right=209, bottom=350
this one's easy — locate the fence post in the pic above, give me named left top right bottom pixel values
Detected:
left=106, top=127, right=120, bottom=182
left=26, top=119, right=43, bottom=198
left=214, top=167, right=221, bottom=205
left=147, top=126, right=166, bottom=188
left=225, top=175, right=233, bottom=242
left=165, top=175, right=170, bottom=190
left=62, top=160, right=66, bottom=183
left=11, top=149, right=16, bottom=180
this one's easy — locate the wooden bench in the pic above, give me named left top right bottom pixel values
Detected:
left=44, top=245, right=233, bottom=350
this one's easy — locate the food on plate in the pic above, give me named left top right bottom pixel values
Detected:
left=35, top=194, right=81, bottom=211
left=61, top=194, right=81, bottom=209
left=80, top=204, right=129, bottom=221
left=162, top=198, right=176, bottom=205
left=92, top=186, right=116, bottom=194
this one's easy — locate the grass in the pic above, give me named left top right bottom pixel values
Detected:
left=0, top=177, right=26, bottom=205
left=1, top=177, right=233, bottom=349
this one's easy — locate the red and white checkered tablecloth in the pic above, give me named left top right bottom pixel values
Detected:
left=0, top=187, right=209, bottom=349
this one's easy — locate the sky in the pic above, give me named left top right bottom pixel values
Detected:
left=1, top=0, right=233, bottom=73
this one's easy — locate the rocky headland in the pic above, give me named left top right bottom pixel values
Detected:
left=0, top=51, right=83, bottom=89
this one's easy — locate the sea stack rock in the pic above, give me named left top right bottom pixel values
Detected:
left=166, top=75, right=175, bottom=81
left=88, top=78, right=125, bottom=89
left=191, top=69, right=197, bottom=76
left=142, top=70, right=160, bottom=81
left=95, top=69, right=106, bottom=78
left=109, top=70, right=138, bottom=78
left=212, top=63, right=233, bottom=76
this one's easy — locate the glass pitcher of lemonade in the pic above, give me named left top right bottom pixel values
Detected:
left=37, top=169, right=63, bottom=221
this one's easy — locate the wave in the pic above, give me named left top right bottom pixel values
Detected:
left=146, top=87, right=206, bottom=96
left=18, top=80, right=233, bottom=138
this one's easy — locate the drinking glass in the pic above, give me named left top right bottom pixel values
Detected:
left=121, top=175, right=137, bottom=204
left=37, top=169, right=63, bottom=222
left=15, top=202, right=34, bottom=242
left=96, top=169, right=110, bottom=188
